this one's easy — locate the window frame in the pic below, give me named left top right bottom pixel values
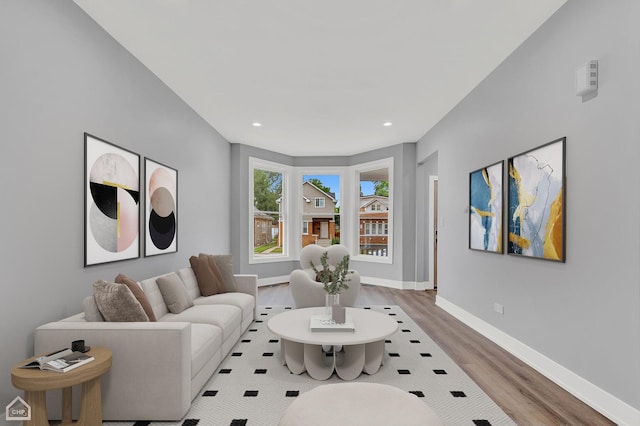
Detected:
left=299, top=168, right=344, bottom=253
left=247, top=159, right=392, bottom=264
left=352, top=157, right=393, bottom=264
left=249, top=157, right=292, bottom=264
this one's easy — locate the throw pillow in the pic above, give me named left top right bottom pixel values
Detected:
left=93, top=280, right=150, bottom=322
left=115, top=273, right=157, bottom=322
left=156, top=273, right=194, bottom=314
left=206, top=254, right=237, bottom=292
left=189, top=255, right=224, bottom=296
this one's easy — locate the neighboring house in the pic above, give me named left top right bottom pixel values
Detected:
left=359, top=195, right=389, bottom=256
left=301, top=181, right=338, bottom=247
left=253, top=207, right=274, bottom=247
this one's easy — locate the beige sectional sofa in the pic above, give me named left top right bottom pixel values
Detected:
left=34, top=266, right=258, bottom=421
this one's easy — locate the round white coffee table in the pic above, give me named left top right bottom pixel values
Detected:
left=267, top=307, right=398, bottom=380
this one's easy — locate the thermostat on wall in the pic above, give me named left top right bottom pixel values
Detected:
left=575, top=60, right=598, bottom=96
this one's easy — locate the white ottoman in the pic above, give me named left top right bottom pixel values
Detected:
left=279, top=382, right=443, bottom=426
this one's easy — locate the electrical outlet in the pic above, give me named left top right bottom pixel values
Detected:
left=494, top=303, right=504, bottom=315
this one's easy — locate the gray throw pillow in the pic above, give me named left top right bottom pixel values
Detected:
left=93, top=280, right=149, bottom=322
left=156, top=273, right=194, bottom=314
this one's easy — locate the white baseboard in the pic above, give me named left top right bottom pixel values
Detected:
left=260, top=275, right=434, bottom=291
left=361, top=276, right=433, bottom=290
left=257, top=275, right=290, bottom=287
left=415, top=280, right=434, bottom=291
left=436, top=295, right=640, bottom=426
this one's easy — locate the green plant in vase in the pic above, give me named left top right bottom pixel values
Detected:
left=310, top=251, right=351, bottom=295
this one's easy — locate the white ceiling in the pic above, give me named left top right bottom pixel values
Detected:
left=73, top=0, right=566, bottom=157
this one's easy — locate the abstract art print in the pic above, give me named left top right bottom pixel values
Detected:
left=469, top=161, right=503, bottom=253
left=85, top=133, right=140, bottom=266
left=507, top=137, right=566, bottom=262
left=144, top=158, right=177, bottom=256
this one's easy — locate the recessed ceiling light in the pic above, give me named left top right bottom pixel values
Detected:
left=252, top=122, right=262, bottom=127
left=383, top=122, right=393, bottom=127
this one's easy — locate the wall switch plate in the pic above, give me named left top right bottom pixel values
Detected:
left=576, top=60, right=598, bottom=96
left=494, top=303, right=504, bottom=315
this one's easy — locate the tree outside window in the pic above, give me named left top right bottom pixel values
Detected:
left=253, top=168, right=284, bottom=256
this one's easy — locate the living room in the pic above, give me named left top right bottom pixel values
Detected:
left=2, top=1, right=639, bottom=425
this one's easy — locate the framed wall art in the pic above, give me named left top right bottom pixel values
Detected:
left=507, top=137, right=566, bottom=262
left=144, top=158, right=177, bottom=256
left=85, top=133, right=140, bottom=266
left=469, top=160, right=504, bottom=253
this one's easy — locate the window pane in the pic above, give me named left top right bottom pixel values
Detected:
left=359, top=168, right=389, bottom=257
left=302, top=175, right=340, bottom=248
left=253, top=168, right=284, bottom=256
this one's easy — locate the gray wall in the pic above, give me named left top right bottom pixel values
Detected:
left=417, top=0, right=639, bottom=411
left=231, top=143, right=418, bottom=285
left=0, top=0, right=231, bottom=412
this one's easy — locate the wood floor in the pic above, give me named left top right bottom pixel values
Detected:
left=259, top=284, right=615, bottom=426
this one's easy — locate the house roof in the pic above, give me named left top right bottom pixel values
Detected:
left=360, top=195, right=389, bottom=209
left=253, top=207, right=274, bottom=220
left=303, top=181, right=338, bottom=203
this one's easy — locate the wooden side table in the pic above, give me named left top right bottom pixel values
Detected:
left=11, top=347, right=112, bottom=426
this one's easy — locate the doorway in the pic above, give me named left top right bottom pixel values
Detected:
left=320, top=221, right=329, bottom=239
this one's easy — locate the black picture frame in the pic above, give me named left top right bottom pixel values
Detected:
left=144, top=157, right=178, bottom=257
left=84, top=133, right=140, bottom=266
left=469, top=160, right=504, bottom=254
left=507, top=137, right=566, bottom=262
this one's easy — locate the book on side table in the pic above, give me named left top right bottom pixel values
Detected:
left=20, top=348, right=95, bottom=373
left=309, top=315, right=355, bottom=332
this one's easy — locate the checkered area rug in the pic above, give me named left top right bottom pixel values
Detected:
left=103, top=306, right=515, bottom=426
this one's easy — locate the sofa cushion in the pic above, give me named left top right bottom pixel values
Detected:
left=204, top=254, right=237, bottom=292
left=139, top=275, right=170, bottom=319
left=193, top=292, right=254, bottom=326
left=115, top=273, right=157, bottom=322
left=93, top=280, right=150, bottom=322
left=176, top=267, right=201, bottom=301
left=190, top=324, right=222, bottom=380
left=82, top=296, right=104, bottom=322
left=189, top=255, right=224, bottom=296
left=156, top=273, right=194, bottom=314
left=159, top=305, right=241, bottom=342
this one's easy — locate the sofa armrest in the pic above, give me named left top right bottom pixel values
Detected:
left=34, top=321, right=192, bottom=421
left=234, top=274, right=258, bottom=298
left=234, top=274, right=258, bottom=320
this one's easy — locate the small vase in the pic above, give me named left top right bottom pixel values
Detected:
left=325, top=293, right=340, bottom=316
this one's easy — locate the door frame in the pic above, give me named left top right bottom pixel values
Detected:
left=428, top=176, right=438, bottom=289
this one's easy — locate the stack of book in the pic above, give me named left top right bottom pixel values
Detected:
left=309, top=315, right=355, bottom=332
